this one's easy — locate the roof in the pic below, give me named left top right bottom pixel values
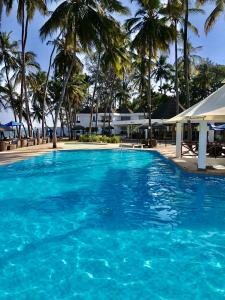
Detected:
left=116, top=106, right=133, bottom=114
left=169, top=84, right=225, bottom=122
left=151, top=99, right=177, bottom=119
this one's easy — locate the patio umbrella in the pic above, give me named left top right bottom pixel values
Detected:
left=4, top=121, right=25, bottom=138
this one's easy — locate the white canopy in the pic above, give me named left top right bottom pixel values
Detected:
left=169, top=84, right=225, bottom=122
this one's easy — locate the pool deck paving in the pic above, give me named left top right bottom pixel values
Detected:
left=0, top=141, right=225, bottom=176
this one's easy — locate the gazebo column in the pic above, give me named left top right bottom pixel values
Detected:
left=198, top=121, right=208, bottom=170
left=127, top=125, right=130, bottom=138
left=176, top=122, right=183, bottom=158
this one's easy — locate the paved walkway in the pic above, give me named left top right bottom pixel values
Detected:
left=156, top=144, right=225, bottom=176
left=0, top=141, right=225, bottom=176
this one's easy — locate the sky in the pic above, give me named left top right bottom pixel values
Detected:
left=1, top=0, right=225, bottom=123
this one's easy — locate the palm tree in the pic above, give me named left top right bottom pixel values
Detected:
left=15, top=0, right=47, bottom=137
left=29, top=70, right=48, bottom=125
left=153, top=55, right=173, bottom=91
left=162, top=0, right=183, bottom=114
left=65, top=74, right=89, bottom=138
left=40, top=0, right=129, bottom=148
left=0, top=32, right=19, bottom=121
left=13, top=50, right=40, bottom=131
left=126, top=0, right=175, bottom=146
left=100, top=37, right=130, bottom=132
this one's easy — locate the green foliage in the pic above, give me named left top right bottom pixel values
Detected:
left=79, top=134, right=121, bottom=143
left=190, top=60, right=225, bottom=104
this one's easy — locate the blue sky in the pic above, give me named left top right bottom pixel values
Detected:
left=1, top=0, right=225, bottom=124
left=2, top=0, right=225, bottom=70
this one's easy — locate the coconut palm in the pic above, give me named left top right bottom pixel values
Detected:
left=162, top=0, right=183, bottom=114
left=29, top=70, right=48, bottom=125
left=153, top=55, right=173, bottom=91
left=0, top=32, right=19, bottom=120
left=64, top=74, right=89, bottom=138
left=40, top=0, right=129, bottom=148
left=126, top=0, right=175, bottom=146
left=14, top=0, right=48, bottom=137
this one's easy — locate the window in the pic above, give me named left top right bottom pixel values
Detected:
left=93, top=116, right=96, bottom=122
left=76, top=116, right=80, bottom=123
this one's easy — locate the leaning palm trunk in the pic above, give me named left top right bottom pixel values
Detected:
left=52, top=61, right=75, bottom=148
left=42, top=34, right=61, bottom=138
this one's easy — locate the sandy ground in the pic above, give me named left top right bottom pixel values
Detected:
left=0, top=141, right=225, bottom=176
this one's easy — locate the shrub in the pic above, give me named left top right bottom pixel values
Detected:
left=78, top=134, right=121, bottom=143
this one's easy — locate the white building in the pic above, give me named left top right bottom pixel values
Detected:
left=75, top=101, right=177, bottom=137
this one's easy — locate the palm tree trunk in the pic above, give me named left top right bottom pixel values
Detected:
left=147, top=40, right=153, bottom=146
left=23, top=14, right=32, bottom=137
left=184, top=0, right=192, bottom=142
left=175, top=20, right=179, bottom=115
left=184, top=0, right=190, bottom=108
left=19, top=2, right=25, bottom=139
left=42, top=45, right=55, bottom=138
left=108, top=73, right=115, bottom=135
left=89, top=52, right=101, bottom=134
left=52, top=61, right=75, bottom=148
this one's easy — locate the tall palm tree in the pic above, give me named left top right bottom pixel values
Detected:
left=15, top=0, right=48, bottom=137
left=40, top=0, right=129, bottom=148
left=126, top=0, right=175, bottom=146
left=163, top=0, right=183, bottom=114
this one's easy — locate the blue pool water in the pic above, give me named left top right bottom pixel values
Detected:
left=0, top=150, right=225, bottom=299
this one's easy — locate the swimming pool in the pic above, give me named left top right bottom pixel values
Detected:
left=0, top=149, right=225, bottom=299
